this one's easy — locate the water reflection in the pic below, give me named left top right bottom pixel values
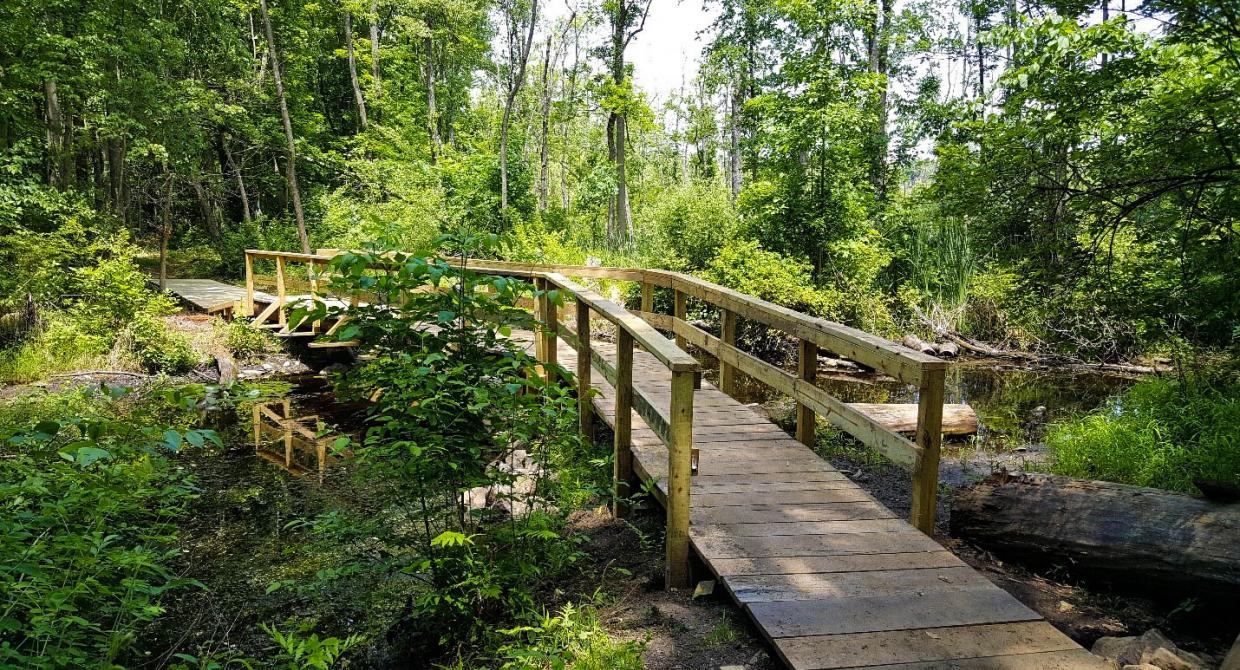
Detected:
left=250, top=399, right=346, bottom=482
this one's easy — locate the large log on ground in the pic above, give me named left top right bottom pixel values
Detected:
left=848, top=403, right=978, bottom=436
left=951, top=472, right=1240, bottom=600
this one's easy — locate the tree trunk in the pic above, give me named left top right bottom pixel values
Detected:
left=729, top=73, right=742, bottom=203
left=614, top=114, right=630, bottom=244
left=951, top=472, right=1240, bottom=601
left=499, top=0, right=539, bottom=212
left=369, top=0, right=381, bottom=99
left=45, top=79, right=63, bottom=188
left=537, top=34, right=553, bottom=212
left=221, top=135, right=252, bottom=223
left=345, top=12, right=367, bottom=129
left=424, top=37, right=440, bottom=162
left=260, top=0, right=309, bottom=253
left=159, top=172, right=172, bottom=291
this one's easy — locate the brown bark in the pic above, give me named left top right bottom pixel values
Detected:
left=159, top=172, right=172, bottom=291
left=952, top=472, right=1240, bottom=600
left=729, top=73, right=741, bottom=203
left=345, top=12, right=368, bottom=128
left=259, top=0, right=309, bottom=253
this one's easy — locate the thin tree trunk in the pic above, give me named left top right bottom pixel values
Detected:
left=729, top=72, right=742, bottom=203
left=221, top=136, right=252, bottom=223
left=369, top=0, right=381, bottom=99
left=45, top=79, right=63, bottom=188
left=425, top=37, right=440, bottom=162
left=537, top=34, right=553, bottom=212
left=345, top=12, right=368, bottom=128
left=499, top=0, right=539, bottom=212
left=159, top=172, right=172, bottom=291
left=260, top=0, right=309, bottom=253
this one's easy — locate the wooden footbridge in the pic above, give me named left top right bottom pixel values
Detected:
left=227, top=250, right=1107, bottom=669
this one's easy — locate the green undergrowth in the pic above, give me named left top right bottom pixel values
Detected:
left=1046, top=370, right=1240, bottom=493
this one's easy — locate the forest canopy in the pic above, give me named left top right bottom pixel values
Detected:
left=1, top=0, right=1237, bottom=360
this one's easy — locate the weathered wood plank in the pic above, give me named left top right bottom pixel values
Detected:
left=774, top=622, right=1085, bottom=670
left=700, top=518, right=912, bottom=537
left=724, top=566, right=991, bottom=602
left=689, top=489, right=878, bottom=509
left=746, top=588, right=1042, bottom=638
left=692, top=502, right=895, bottom=525
left=708, top=551, right=965, bottom=577
left=692, top=528, right=943, bottom=557
left=826, top=649, right=1111, bottom=670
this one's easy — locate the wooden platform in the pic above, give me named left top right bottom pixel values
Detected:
left=158, top=279, right=276, bottom=314
left=539, top=335, right=1106, bottom=670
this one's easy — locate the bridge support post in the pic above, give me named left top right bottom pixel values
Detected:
left=575, top=298, right=593, bottom=442
left=911, top=365, right=946, bottom=534
left=673, top=289, right=687, bottom=350
left=244, top=252, right=255, bottom=317
left=719, top=308, right=738, bottom=397
left=666, top=368, right=695, bottom=589
left=796, top=338, right=817, bottom=447
left=613, top=330, right=634, bottom=518
left=539, top=285, right=557, bottom=382
left=641, top=281, right=653, bottom=313
left=275, top=256, right=287, bottom=329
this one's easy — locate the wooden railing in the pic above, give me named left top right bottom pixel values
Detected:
left=242, top=249, right=948, bottom=574
left=428, top=257, right=949, bottom=535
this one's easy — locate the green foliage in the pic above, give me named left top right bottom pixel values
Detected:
left=1047, top=371, right=1240, bottom=493
left=262, top=624, right=362, bottom=670
left=214, top=319, right=275, bottom=361
left=496, top=603, right=645, bottom=670
left=295, top=231, right=597, bottom=658
left=127, top=314, right=200, bottom=374
left=0, top=386, right=216, bottom=669
left=640, top=185, right=738, bottom=270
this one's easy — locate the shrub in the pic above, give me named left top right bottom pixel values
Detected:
left=128, top=314, right=199, bottom=374
left=639, top=183, right=737, bottom=270
left=0, top=386, right=217, bottom=669
left=1047, top=372, right=1240, bottom=493
left=214, top=319, right=274, bottom=361
left=496, top=603, right=644, bottom=670
left=70, top=249, right=176, bottom=336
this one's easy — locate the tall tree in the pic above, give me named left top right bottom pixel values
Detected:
left=259, top=0, right=309, bottom=252
left=345, top=9, right=368, bottom=128
left=603, top=0, right=653, bottom=244
left=498, top=0, right=538, bottom=213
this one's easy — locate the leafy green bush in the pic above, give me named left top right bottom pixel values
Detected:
left=1047, top=372, right=1240, bottom=493
left=0, top=386, right=217, bottom=668
left=639, top=183, right=738, bottom=269
left=69, top=250, right=176, bottom=336
left=127, top=314, right=199, bottom=374
left=214, top=319, right=274, bottom=361
left=496, top=603, right=644, bottom=670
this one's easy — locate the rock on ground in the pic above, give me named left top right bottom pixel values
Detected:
left=1092, top=629, right=1209, bottom=670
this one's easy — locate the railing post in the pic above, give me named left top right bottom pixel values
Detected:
left=244, top=252, right=255, bottom=317
left=641, top=281, right=653, bottom=314
left=796, top=339, right=817, bottom=447
left=666, top=368, right=695, bottom=589
left=673, top=289, right=687, bottom=349
left=613, top=330, right=634, bottom=518
left=275, top=255, right=287, bottom=328
left=533, top=277, right=547, bottom=361
left=539, top=280, right=557, bottom=381
left=576, top=298, right=593, bottom=441
left=910, top=365, right=946, bottom=535
left=719, top=308, right=738, bottom=397
left=308, top=260, right=320, bottom=333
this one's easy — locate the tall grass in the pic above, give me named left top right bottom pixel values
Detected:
left=1047, top=372, right=1240, bottom=493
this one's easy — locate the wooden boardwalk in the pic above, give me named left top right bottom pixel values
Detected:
left=158, top=279, right=276, bottom=314
left=547, top=336, right=1106, bottom=670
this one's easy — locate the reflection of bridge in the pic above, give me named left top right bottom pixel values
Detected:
left=251, top=399, right=343, bottom=482
left=231, top=250, right=1105, bottom=670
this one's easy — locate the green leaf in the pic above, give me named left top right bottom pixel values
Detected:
left=163, top=430, right=183, bottom=451
left=431, top=531, right=472, bottom=548
left=75, top=446, right=112, bottom=466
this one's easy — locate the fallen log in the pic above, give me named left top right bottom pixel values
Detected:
left=848, top=402, right=978, bottom=436
left=934, top=341, right=960, bottom=358
left=900, top=333, right=936, bottom=355
left=951, top=472, right=1240, bottom=600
